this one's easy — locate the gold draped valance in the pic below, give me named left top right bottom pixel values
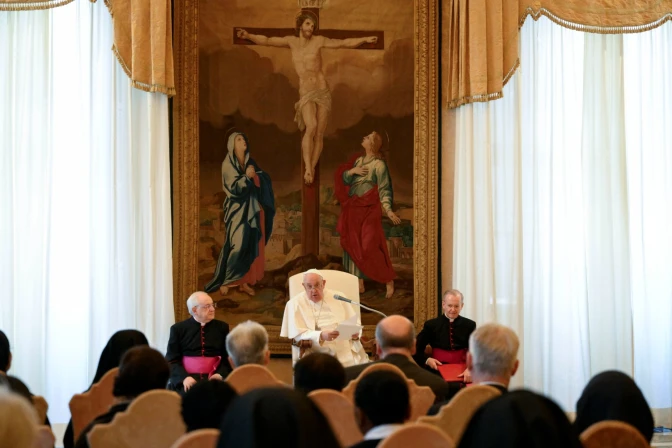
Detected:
left=0, top=0, right=175, bottom=97
left=445, top=0, right=672, bottom=109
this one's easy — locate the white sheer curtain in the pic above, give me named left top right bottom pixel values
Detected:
left=0, top=1, right=174, bottom=423
left=623, top=23, right=672, bottom=420
left=449, top=16, right=672, bottom=422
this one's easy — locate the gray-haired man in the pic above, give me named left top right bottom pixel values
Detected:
left=226, top=320, right=271, bottom=369
left=165, top=291, right=231, bottom=393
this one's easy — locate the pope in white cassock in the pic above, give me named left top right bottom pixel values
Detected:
left=281, top=269, right=369, bottom=367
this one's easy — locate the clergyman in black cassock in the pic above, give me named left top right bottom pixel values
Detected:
left=414, top=290, right=476, bottom=377
left=165, top=292, right=231, bottom=393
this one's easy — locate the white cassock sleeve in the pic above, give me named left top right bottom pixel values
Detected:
left=280, top=295, right=322, bottom=347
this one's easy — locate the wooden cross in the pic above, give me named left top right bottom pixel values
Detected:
left=233, top=7, right=384, bottom=256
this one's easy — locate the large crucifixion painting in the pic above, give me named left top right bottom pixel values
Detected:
left=197, top=0, right=415, bottom=327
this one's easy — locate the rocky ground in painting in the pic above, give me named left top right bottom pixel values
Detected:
left=198, top=253, right=414, bottom=327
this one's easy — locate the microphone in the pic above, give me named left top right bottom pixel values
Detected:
left=334, top=294, right=388, bottom=318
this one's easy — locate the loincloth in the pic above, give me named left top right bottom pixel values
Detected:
left=294, top=88, right=332, bottom=131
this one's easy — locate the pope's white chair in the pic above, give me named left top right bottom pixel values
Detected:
left=286, top=270, right=362, bottom=366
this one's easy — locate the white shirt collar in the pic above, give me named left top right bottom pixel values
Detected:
left=443, top=314, right=456, bottom=322
left=364, top=424, right=404, bottom=440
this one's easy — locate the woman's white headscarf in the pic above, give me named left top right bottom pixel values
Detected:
left=227, top=132, right=249, bottom=169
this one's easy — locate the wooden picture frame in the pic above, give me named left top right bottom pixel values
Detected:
left=172, top=0, right=440, bottom=353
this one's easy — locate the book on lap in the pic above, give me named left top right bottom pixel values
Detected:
left=437, top=363, right=466, bottom=382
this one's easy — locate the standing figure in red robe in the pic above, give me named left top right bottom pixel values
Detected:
left=335, top=131, right=401, bottom=298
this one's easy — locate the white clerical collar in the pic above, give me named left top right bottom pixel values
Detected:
left=364, top=423, right=404, bottom=440
left=444, top=314, right=456, bottom=322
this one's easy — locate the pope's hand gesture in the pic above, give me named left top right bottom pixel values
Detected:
left=321, top=330, right=339, bottom=342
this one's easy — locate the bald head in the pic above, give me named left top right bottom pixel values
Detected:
left=375, top=315, right=416, bottom=357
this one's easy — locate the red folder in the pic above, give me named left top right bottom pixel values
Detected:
left=437, top=363, right=466, bottom=382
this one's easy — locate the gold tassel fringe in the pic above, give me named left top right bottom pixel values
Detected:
left=447, top=59, right=520, bottom=109
left=0, top=0, right=73, bottom=11
left=521, top=7, right=672, bottom=34
left=112, top=44, right=176, bottom=97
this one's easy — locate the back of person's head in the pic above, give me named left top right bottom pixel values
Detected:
left=468, top=323, right=519, bottom=379
left=458, top=390, right=581, bottom=448
left=294, top=352, right=346, bottom=394
left=112, top=346, right=169, bottom=398
left=0, top=390, right=39, bottom=448
left=0, top=330, right=11, bottom=372
left=182, top=380, right=238, bottom=432
left=574, top=370, right=654, bottom=442
left=374, top=315, right=415, bottom=354
left=217, top=387, right=340, bottom=448
left=354, top=370, right=410, bottom=429
left=226, top=320, right=270, bottom=368
left=92, top=329, right=149, bottom=385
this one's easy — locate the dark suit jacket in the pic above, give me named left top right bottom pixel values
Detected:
left=344, top=354, right=450, bottom=403
left=350, top=439, right=381, bottom=448
left=427, top=382, right=508, bottom=415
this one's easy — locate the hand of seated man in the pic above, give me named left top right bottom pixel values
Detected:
left=425, top=357, right=443, bottom=370
left=457, top=368, right=472, bottom=383
left=183, top=376, right=197, bottom=392
left=210, top=374, right=223, bottom=381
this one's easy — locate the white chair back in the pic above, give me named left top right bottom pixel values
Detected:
left=287, top=270, right=361, bottom=365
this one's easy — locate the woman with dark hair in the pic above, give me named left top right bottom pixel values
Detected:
left=0, top=329, right=52, bottom=429
left=217, top=388, right=340, bottom=448
left=74, top=346, right=169, bottom=448
left=458, top=390, right=582, bottom=448
left=204, top=131, right=275, bottom=297
left=574, top=370, right=654, bottom=442
left=181, top=380, right=237, bottom=432
left=63, top=330, right=148, bottom=448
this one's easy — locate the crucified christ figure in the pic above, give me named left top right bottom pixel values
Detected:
left=236, top=12, right=378, bottom=185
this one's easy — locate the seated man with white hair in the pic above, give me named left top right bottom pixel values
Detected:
left=225, top=320, right=271, bottom=368
left=281, top=269, right=369, bottom=367
left=165, top=291, right=232, bottom=393
left=427, top=322, right=520, bottom=414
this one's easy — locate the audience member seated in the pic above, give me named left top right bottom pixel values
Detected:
left=414, top=289, right=476, bottom=382
left=351, top=370, right=411, bottom=448
left=294, top=352, right=346, bottom=394
left=0, top=329, right=51, bottom=427
left=63, top=329, right=148, bottom=448
left=458, top=390, right=581, bottom=448
left=166, top=291, right=232, bottom=394
left=428, top=322, right=519, bottom=415
left=74, top=346, right=170, bottom=448
left=181, top=380, right=237, bottom=432
left=225, top=320, right=270, bottom=369
left=344, top=315, right=450, bottom=403
left=574, top=370, right=654, bottom=442
left=217, top=388, right=341, bottom=448
left=0, top=389, right=40, bottom=448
